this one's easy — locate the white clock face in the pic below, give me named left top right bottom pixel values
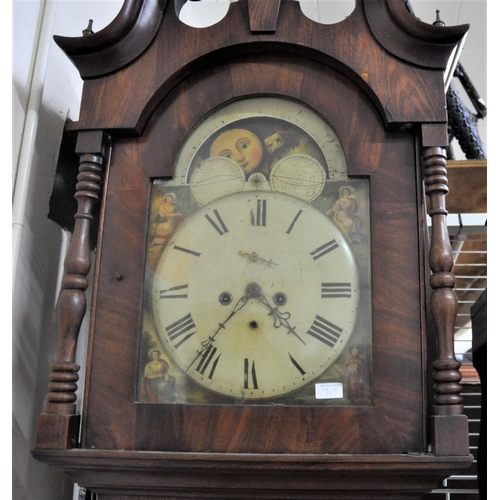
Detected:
left=152, top=191, right=360, bottom=400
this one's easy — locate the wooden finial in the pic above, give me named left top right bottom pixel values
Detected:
left=433, top=10, right=445, bottom=27
left=82, top=19, right=94, bottom=36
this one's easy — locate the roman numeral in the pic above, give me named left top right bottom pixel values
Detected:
left=288, top=353, right=306, bottom=375
left=250, top=199, right=267, bottom=226
left=321, top=282, right=352, bottom=298
left=286, top=209, right=303, bottom=234
left=310, top=239, right=339, bottom=260
left=244, top=359, right=258, bottom=389
left=306, top=315, right=342, bottom=348
left=165, top=313, right=196, bottom=349
left=196, top=345, right=221, bottom=379
left=173, top=245, right=201, bottom=257
left=159, top=284, right=188, bottom=299
left=205, top=209, right=229, bottom=236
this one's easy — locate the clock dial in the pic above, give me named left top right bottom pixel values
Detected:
left=152, top=192, right=360, bottom=399
left=140, top=96, right=372, bottom=406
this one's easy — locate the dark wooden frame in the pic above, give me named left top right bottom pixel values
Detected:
left=33, top=1, right=473, bottom=497
left=83, top=58, right=423, bottom=454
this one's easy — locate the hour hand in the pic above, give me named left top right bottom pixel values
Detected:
left=256, top=293, right=306, bottom=345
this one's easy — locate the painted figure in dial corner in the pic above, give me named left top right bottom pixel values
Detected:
left=148, top=192, right=183, bottom=268
left=144, top=349, right=176, bottom=402
left=344, top=345, right=367, bottom=403
left=327, top=186, right=364, bottom=243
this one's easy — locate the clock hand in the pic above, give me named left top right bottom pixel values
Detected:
left=256, top=294, right=307, bottom=345
left=187, top=294, right=249, bottom=371
left=238, top=251, right=278, bottom=267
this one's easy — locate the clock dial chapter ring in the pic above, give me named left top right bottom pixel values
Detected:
left=152, top=192, right=360, bottom=400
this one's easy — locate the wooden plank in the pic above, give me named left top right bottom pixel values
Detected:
left=446, top=160, right=487, bottom=214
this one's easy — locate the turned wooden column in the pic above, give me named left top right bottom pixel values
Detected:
left=36, top=130, right=107, bottom=450
left=424, top=145, right=462, bottom=412
left=421, top=124, right=470, bottom=456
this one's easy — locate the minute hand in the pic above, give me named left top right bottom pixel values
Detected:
left=187, top=295, right=249, bottom=371
left=256, top=294, right=306, bottom=345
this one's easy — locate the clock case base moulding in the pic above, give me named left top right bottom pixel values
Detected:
left=33, top=449, right=473, bottom=500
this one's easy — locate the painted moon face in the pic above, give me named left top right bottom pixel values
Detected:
left=210, top=128, right=264, bottom=176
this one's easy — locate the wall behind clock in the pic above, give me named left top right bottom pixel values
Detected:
left=12, top=4, right=124, bottom=500
left=11, top=1, right=487, bottom=500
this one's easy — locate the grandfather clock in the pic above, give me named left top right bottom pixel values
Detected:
left=33, top=1, right=473, bottom=498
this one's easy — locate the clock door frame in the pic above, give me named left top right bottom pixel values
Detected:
left=80, top=54, right=427, bottom=455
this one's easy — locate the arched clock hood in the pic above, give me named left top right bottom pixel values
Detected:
left=54, top=0, right=468, bottom=134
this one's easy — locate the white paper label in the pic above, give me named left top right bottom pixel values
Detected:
left=315, top=382, right=343, bottom=399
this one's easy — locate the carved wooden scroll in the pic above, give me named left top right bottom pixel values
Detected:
left=54, top=0, right=169, bottom=78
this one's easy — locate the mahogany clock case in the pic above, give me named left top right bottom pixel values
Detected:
left=82, top=53, right=427, bottom=455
